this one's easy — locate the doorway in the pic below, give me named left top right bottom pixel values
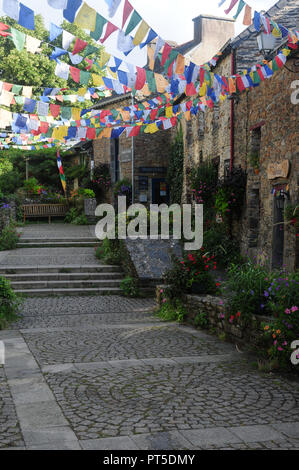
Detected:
left=151, top=178, right=169, bottom=205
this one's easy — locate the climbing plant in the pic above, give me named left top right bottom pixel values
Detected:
left=167, top=124, right=184, bottom=205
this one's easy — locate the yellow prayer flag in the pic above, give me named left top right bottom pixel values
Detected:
left=78, top=87, right=87, bottom=96
left=98, top=51, right=110, bottom=69
left=165, top=106, right=173, bottom=118
left=133, top=20, right=149, bottom=46
left=140, top=84, right=151, bottom=96
left=144, top=123, right=158, bottom=134
left=72, top=108, right=81, bottom=121
left=184, top=111, right=191, bottom=121
left=108, top=68, right=117, bottom=80
left=199, top=82, right=207, bottom=97
left=74, top=2, right=97, bottom=31
left=228, top=77, right=236, bottom=94
left=92, top=74, right=104, bottom=87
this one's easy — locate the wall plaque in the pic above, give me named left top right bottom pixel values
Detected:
left=267, top=160, right=290, bottom=180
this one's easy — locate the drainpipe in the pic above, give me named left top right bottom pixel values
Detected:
left=131, top=93, right=135, bottom=204
left=230, top=49, right=235, bottom=172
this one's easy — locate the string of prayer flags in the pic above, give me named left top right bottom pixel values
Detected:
left=10, top=27, right=25, bottom=51
left=0, top=22, right=12, bottom=38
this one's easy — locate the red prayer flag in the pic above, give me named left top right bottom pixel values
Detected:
left=129, top=126, right=141, bottom=137
left=224, top=0, right=239, bottom=15
left=186, top=82, right=197, bottom=96
left=161, top=43, right=172, bottom=67
left=122, top=0, right=133, bottom=28
left=50, top=104, right=60, bottom=118
left=70, top=66, right=80, bottom=83
left=72, top=38, right=88, bottom=55
left=100, top=22, right=118, bottom=43
left=86, top=128, right=96, bottom=140
left=135, top=67, right=146, bottom=90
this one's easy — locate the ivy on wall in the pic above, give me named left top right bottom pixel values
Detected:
left=167, top=124, right=184, bottom=205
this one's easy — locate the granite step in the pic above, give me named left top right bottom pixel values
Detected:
left=2, top=272, right=122, bottom=282
left=14, top=287, right=123, bottom=296
left=0, top=265, right=120, bottom=274
left=10, top=279, right=123, bottom=289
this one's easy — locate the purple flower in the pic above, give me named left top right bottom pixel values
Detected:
left=264, top=291, right=269, bottom=297
left=260, top=304, right=264, bottom=309
left=250, top=290, right=254, bottom=295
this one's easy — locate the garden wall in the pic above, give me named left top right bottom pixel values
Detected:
left=0, top=201, right=16, bottom=234
left=156, top=285, right=271, bottom=347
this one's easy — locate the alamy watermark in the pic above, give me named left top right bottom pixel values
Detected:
left=290, top=80, right=299, bottom=104
left=290, top=340, right=299, bottom=365
left=95, top=197, right=203, bottom=251
left=0, top=341, right=5, bottom=365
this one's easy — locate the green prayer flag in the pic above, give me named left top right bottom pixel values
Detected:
left=163, top=50, right=179, bottom=73
left=125, top=11, right=142, bottom=36
left=61, top=107, right=72, bottom=120
left=157, top=107, right=164, bottom=117
left=80, top=70, right=91, bottom=85
left=12, top=84, right=22, bottom=95
left=90, top=13, right=107, bottom=41
left=138, top=102, right=145, bottom=110
left=14, top=96, right=25, bottom=105
left=96, top=128, right=103, bottom=137
left=253, top=71, right=261, bottom=84
left=146, top=70, right=156, bottom=93
left=10, top=28, right=25, bottom=51
left=233, top=0, right=245, bottom=20
left=82, top=44, right=98, bottom=58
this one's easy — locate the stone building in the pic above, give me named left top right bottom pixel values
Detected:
left=91, top=93, right=173, bottom=206
left=84, top=14, right=235, bottom=207
left=181, top=0, right=299, bottom=271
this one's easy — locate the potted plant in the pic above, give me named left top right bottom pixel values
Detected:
left=249, top=152, right=260, bottom=174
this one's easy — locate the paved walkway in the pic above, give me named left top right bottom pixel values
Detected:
left=0, top=296, right=298, bottom=450
left=0, top=224, right=298, bottom=450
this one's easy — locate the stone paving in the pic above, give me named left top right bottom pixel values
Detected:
left=0, top=224, right=298, bottom=450
left=0, top=295, right=298, bottom=450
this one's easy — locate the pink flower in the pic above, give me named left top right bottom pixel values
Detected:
left=291, top=306, right=298, bottom=312
left=283, top=341, right=288, bottom=346
left=273, top=340, right=277, bottom=346
left=162, top=298, right=166, bottom=303
left=285, top=308, right=291, bottom=314
left=160, top=289, right=164, bottom=293
left=277, top=346, right=283, bottom=351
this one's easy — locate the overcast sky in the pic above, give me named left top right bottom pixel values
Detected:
left=0, top=0, right=279, bottom=65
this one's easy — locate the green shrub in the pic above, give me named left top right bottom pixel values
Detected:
left=71, top=214, right=88, bottom=225
left=156, top=298, right=187, bottom=323
left=226, top=260, right=272, bottom=322
left=0, top=225, right=19, bottom=251
left=120, top=276, right=140, bottom=297
left=64, top=208, right=79, bottom=223
left=95, top=238, right=120, bottom=265
left=0, top=277, right=21, bottom=329
left=194, top=311, right=209, bottom=329
left=203, top=224, right=241, bottom=268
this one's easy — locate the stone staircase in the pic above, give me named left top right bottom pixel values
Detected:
left=0, top=265, right=124, bottom=296
left=0, top=225, right=125, bottom=296
left=16, top=237, right=98, bottom=248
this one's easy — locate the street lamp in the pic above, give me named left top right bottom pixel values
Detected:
left=257, top=32, right=277, bottom=61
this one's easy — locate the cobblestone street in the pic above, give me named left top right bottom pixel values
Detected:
left=0, top=295, right=299, bottom=450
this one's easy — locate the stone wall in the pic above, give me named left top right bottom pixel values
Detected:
left=156, top=286, right=270, bottom=347
left=233, top=60, right=298, bottom=271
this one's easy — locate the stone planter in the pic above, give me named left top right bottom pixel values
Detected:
left=84, top=198, right=97, bottom=216
left=84, top=198, right=97, bottom=223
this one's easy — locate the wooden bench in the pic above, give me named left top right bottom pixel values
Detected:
left=22, top=204, right=68, bottom=223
